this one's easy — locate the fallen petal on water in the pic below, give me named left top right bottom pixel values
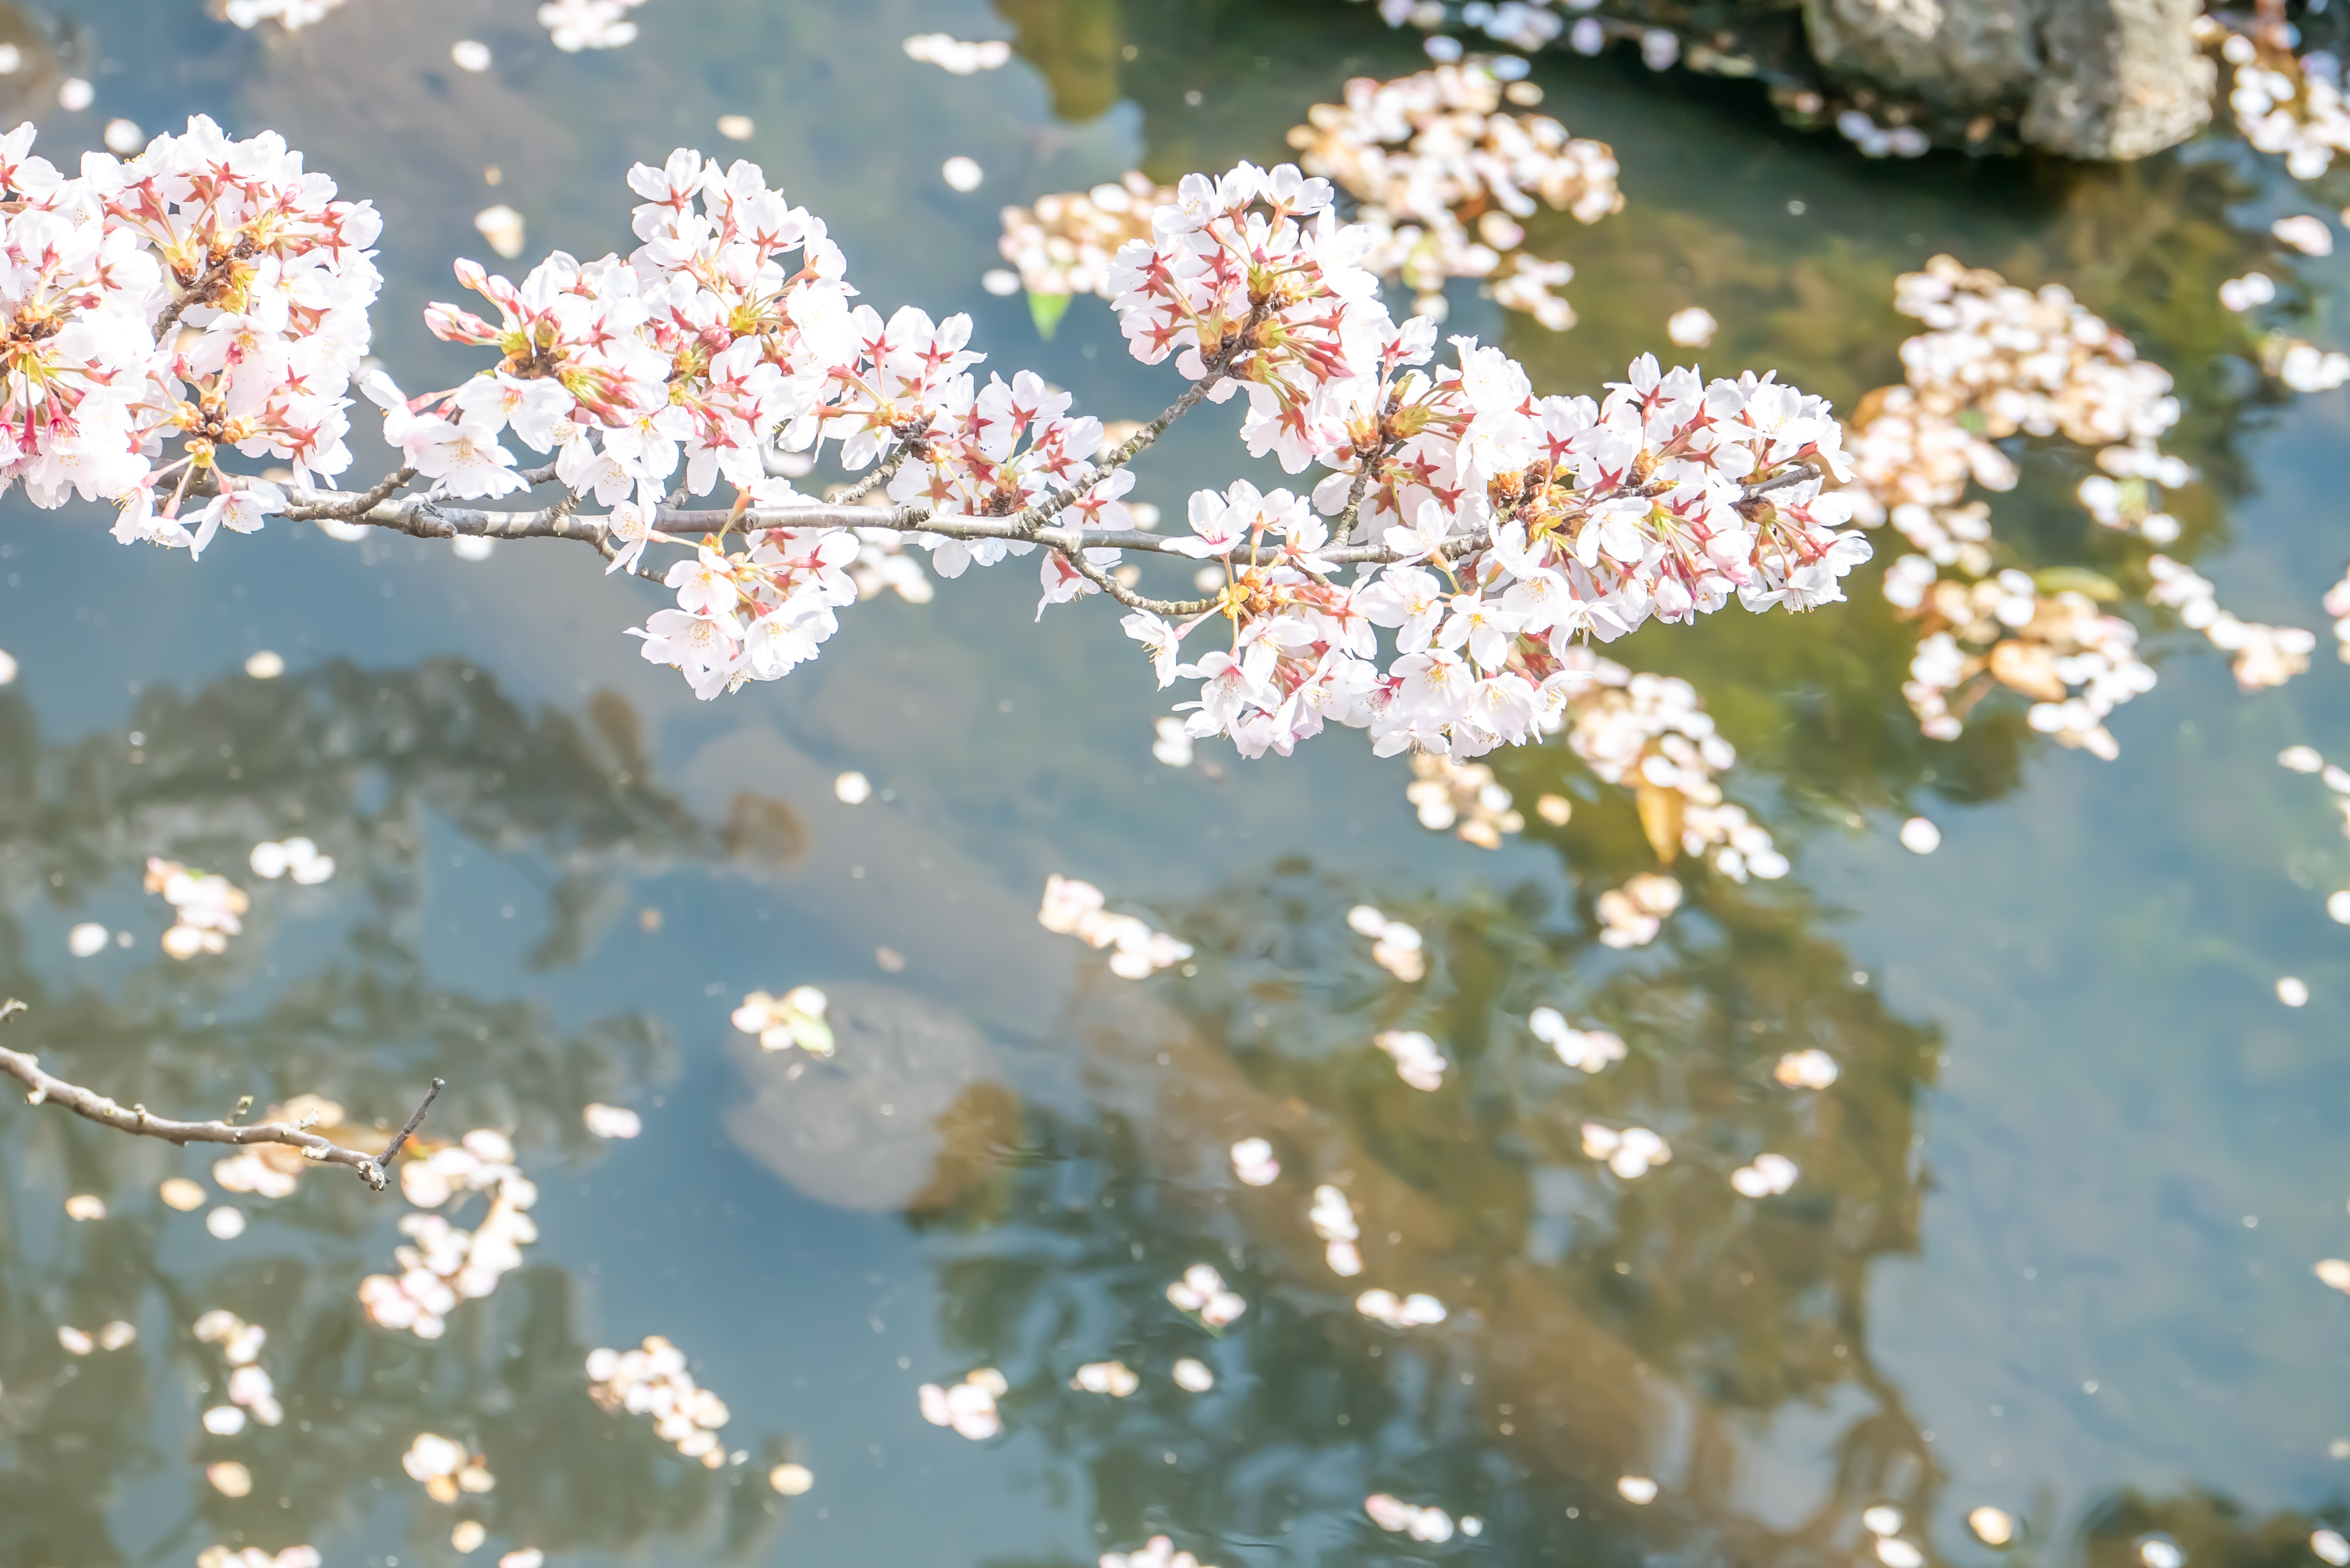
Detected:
left=473, top=205, right=526, bottom=261
left=1969, top=1506, right=2015, bottom=1547
left=583, top=1103, right=643, bottom=1139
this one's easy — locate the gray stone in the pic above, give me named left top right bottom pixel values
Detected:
left=1799, top=0, right=2213, bottom=158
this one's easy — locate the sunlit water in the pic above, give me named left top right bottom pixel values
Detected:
left=4, top=2, right=2350, bottom=1565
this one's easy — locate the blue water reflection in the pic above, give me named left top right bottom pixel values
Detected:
left=4, top=1, right=2349, bottom=1565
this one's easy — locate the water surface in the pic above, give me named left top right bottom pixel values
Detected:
left=3, top=3, right=2349, bottom=1566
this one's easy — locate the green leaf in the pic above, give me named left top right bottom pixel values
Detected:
left=1027, top=291, right=1074, bottom=340
left=2032, top=565, right=2122, bottom=601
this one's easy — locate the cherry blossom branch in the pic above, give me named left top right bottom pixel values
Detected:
left=226, top=458, right=1817, bottom=590
left=0, top=999, right=445, bottom=1192
left=1017, top=354, right=1241, bottom=537
left=69, top=125, right=1871, bottom=753
left=278, top=464, right=417, bottom=522
left=222, top=471, right=669, bottom=582
left=151, top=249, right=242, bottom=339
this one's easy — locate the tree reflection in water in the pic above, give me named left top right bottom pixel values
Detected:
left=912, top=844, right=1948, bottom=1565
left=0, top=652, right=2336, bottom=1566
left=0, top=660, right=794, bottom=1568
left=0, top=2, right=2343, bottom=1560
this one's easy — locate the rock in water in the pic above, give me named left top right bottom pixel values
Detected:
left=723, top=982, right=1015, bottom=1212
left=1801, top=0, right=2212, bottom=159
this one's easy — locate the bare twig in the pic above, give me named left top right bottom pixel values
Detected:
left=0, top=999, right=444, bottom=1193
left=279, top=465, right=417, bottom=522
left=374, top=1077, right=445, bottom=1170
left=1054, top=544, right=1218, bottom=618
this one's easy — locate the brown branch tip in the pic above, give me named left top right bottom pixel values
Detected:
left=0, top=999, right=444, bottom=1193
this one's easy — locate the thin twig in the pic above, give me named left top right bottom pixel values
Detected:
left=0, top=999, right=443, bottom=1193
left=153, top=252, right=238, bottom=339
left=1008, top=342, right=1247, bottom=539
left=375, top=1078, right=445, bottom=1169
left=1054, top=545, right=1217, bottom=618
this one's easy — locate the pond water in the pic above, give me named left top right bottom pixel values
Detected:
left=4, top=2, right=2349, bottom=1566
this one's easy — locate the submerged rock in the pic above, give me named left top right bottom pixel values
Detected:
left=723, top=982, right=1016, bottom=1212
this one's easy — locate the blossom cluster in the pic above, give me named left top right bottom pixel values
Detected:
left=1102, top=1536, right=1219, bottom=1568
left=1038, top=874, right=1194, bottom=978
left=997, top=175, right=1178, bottom=299
left=1355, top=1287, right=1449, bottom=1327
left=358, top=1129, right=539, bottom=1339
left=539, top=0, right=649, bottom=52
left=1582, top=1121, right=1671, bottom=1178
left=248, top=835, right=335, bottom=884
left=732, top=985, right=835, bottom=1055
left=1117, top=302, right=1866, bottom=762
left=1729, top=1151, right=1799, bottom=1196
left=904, top=34, right=1014, bottom=73
left=58, top=127, right=1872, bottom=769
left=1891, top=567, right=2153, bottom=758
left=2211, top=24, right=2350, bottom=180
left=1345, top=903, right=1428, bottom=980
left=1285, top=62, right=1622, bottom=326
left=1166, top=1262, right=1247, bottom=1327
left=1562, top=652, right=1789, bottom=881
left=56, top=1319, right=137, bottom=1356
left=1374, top=1028, right=1450, bottom=1090
left=145, top=857, right=249, bottom=959
left=1529, top=1007, right=1625, bottom=1072
left=1312, top=1183, right=1364, bottom=1275
left=197, top=1549, right=322, bottom=1568
left=212, top=1094, right=344, bottom=1197
left=1231, top=1137, right=1281, bottom=1185
left=919, top=1367, right=1008, bottom=1440
left=1366, top=1493, right=1476, bottom=1541
left=1847, top=257, right=2309, bottom=751
left=2266, top=331, right=2350, bottom=392
left=221, top=0, right=347, bottom=28
left=2277, top=745, right=2350, bottom=922
left=2324, top=564, right=2350, bottom=663
left=2145, top=554, right=2316, bottom=690
left=1071, top=1360, right=1140, bottom=1396
left=1775, top=1048, right=1841, bottom=1088
left=586, top=1336, right=735, bottom=1467
left=1403, top=751, right=1526, bottom=845
left=17, top=117, right=388, bottom=552
left=1594, top=870, right=1684, bottom=947
left=194, top=1309, right=284, bottom=1434
left=402, top=1432, right=496, bottom=1504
